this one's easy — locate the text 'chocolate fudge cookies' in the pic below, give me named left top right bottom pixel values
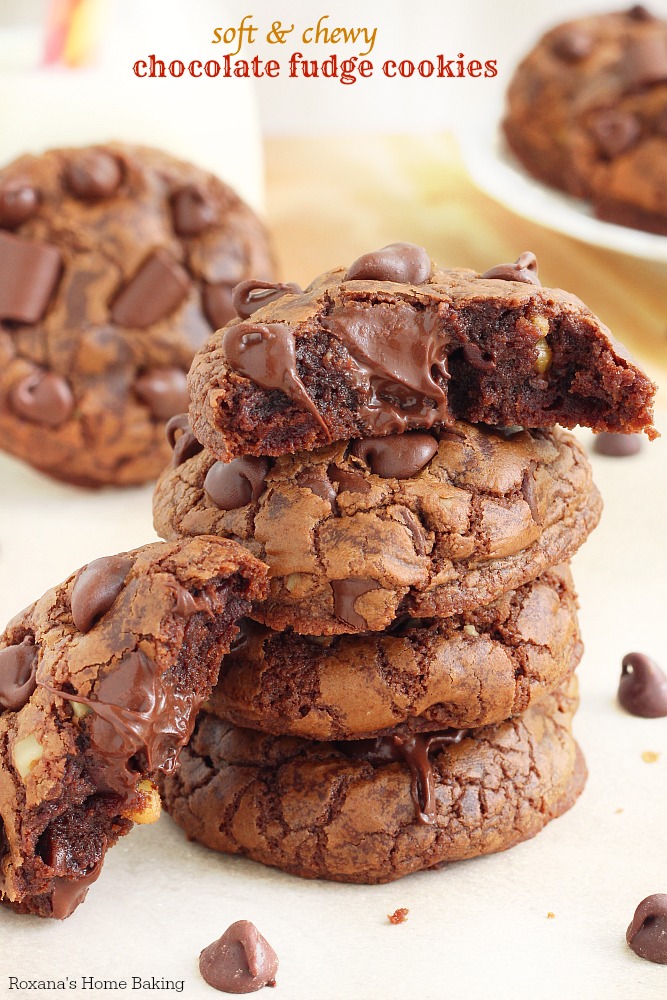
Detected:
left=504, top=7, right=667, bottom=234
left=0, top=537, right=267, bottom=918
left=0, top=143, right=274, bottom=486
left=187, top=245, right=655, bottom=463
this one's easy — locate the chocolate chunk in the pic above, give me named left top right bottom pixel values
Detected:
left=64, top=150, right=122, bottom=200
left=296, top=468, right=336, bottom=508
left=350, top=432, right=439, bottom=479
left=9, top=372, right=74, bottom=427
left=592, top=432, right=642, bottom=457
left=134, top=368, right=189, bottom=421
left=627, top=894, right=667, bottom=964
left=232, top=279, right=302, bottom=319
left=331, top=578, right=379, bottom=630
left=171, top=185, right=217, bottom=236
left=328, top=465, right=372, bottom=495
left=203, top=283, right=236, bottom=331
left=71, top=555, right=134, bottom=633
left=0, top=232, right=61, bottom=322
left=222, top=322, right=328, bottom=434
left=591, top=111, right=641, bottom=158
left=205, top=457, right=271, bottom=510
left=625, top=34, right=667, bottom=89
left=618, top=652, right=667, bottom=718
left=110, top=250, right=190, bottom=328
left=0, top=179, right=39, bottom=229
left=551, top=27, right=594, bottom=62
left=345, top=243, right=432, bottom=284
left=0, top=637, right=38, bottom=711
left=199, top=920, right=278, bottom=994
left=481, top=251, right=541, bottom=286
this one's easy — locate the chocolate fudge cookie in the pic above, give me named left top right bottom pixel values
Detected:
left=207, top=566, right=582, bottom=739
left=154, top=420, right=601, bottom=634
left=186, top=245, right=656, bottom=463
left=0, top=143, right=274, bottom=486
left=504, top=8, right=667, bottom=234
left=160, top=678, right=585, bottom=884
left=0, top=537, right=267, bottom=918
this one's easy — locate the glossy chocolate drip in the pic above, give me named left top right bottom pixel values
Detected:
left=50, top=857, right=104, bottom=920
left=232, top=279, right=302, bottom=319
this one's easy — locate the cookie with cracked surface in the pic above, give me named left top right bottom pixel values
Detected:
left=0, top=536, right=267, bottom=918
left=207, top=565, right=582, bottom=739
left=186, top=245, right=656, bottom=462
left=0, top=143, right=274, bottom=486
left=504, top=8, right=667, bottom=234
left=159, top=677, right=585, bottom=884
left=154, top=420, right=601, bottom=634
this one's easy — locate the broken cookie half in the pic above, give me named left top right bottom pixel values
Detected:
left=0, top=536, right=267, bottom=918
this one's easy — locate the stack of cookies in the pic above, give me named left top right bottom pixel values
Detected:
left=153, top=243, right=656, bottom=884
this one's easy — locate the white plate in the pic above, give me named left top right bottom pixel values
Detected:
left=459, top=118, right=667, bottom=263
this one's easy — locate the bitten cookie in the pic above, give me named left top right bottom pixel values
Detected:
left=503, top=7, right=667, bottom=234
left=160, top=678, right=585, bottom=884
left=154, top=420, right=601, bottom=634
left=0, top=537, right=267, bottom=918
left=186, top=245, right=656, bottom=462
left=206, top=566, right=582, bottom=739
left=0, top=143, right=274, bottom=486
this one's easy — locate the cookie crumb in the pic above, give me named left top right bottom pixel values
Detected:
left=615, top=808, right=624, bottom=814
left=388, top=908, right=409, bottom=925
left=547, top=912, right=555, bottom=919
left=642, top=751, right=660, bottom=764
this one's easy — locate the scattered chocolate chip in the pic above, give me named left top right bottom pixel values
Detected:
left=388, top=908, right=409, bottom=925
left=64, top=150, right=123, bottom=200
left=627, top=894, right=667, bottom=964
left=134, top=368, right=189, bottom=420
left=0, top=637, right=38, bottom=711
left=0, top=179, right=39, bottom=228
left=296, top=468, right=337, bottom=508
left=171, top=185, right=218, bottom=236
left=618, top=652, right=667, bottom=718
left=0, top=232, right=61, bottom=323
left=232, top=279, right=302, bottom=319
left=331, top=578, right=379, bottom=630
left=591, top=111, right=641, bottom=158
left=71, top=555, right=134, bottom=633
left=345, top=243, right=432, bottom=284
left=593, top=432, right=642, bottom=457
left=481, top=251, right=541, bottom=285
left=199, top=920, right=279, bottom=994
left=350, top=432, right=439, bottom=479
left=203, top=283, right=236, bottom=330
left=9, top=371, right=74, bottom=427
left=625, top=34, right=667, bottom=89
left=551, top=27, right=594, bottom=62
left=110, top=250, right=190, bottom=328
left=204, top=457, right=270, bottom=510
left=328, top=465, right=372, bottom=495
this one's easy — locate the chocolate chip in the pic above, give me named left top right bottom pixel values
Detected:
left=618, top=652, right=667, bottom=718
left=199, top=921, right=279, bottom=994
left=165, top=414, right=204, bottom=468
left=591, top=110, right=641, bottom=158
left=625, top=34, right=667, bottom=89
left=134, top=368, right=189, bottom=421
left=0, top=179, right=39, bottom=229
left=551, top=27, right=594, bottom=62
left=331, top=578, right=379, bottom=630
left=351, top=433, right=439, bottom=479
left=296, top=468, right=337, bottom=508
left=9, top=371, right=74, bottom=427
left=232, top=279, right=302, bottom=319
left=166, top=413, right=190, bottom=449
left=481, top=251, right=541, bottom=285
left=110, top=250, right=190, bottom=328
left=627, top=894, right=667, bottom=964
left=171, top=185, right=217, bottom=236
left=397, top=508, right=428, bottom=555
left=204, top=457, right=270, bottom=510
left=0, top=637, right=38, bottom=711
left=203, top=283, right=236, bottom=330
left=71, top=555, right=134, bottom=633
left=593, top=432, right=642, bottom=457
left=345, top=243, right=432, bottom=284
left=64, top=150, right=123, bottom=200
left=328, top=465, right=372, bottom=495
left=0, top=232, right=61, bottom=323
left=627, top=5, right=656, bottom=21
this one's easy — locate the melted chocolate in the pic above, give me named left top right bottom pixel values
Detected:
left=331, top=579, right=379, bottom=630
left=481, top=251, right=541, bottom=286
left=0, top=637, right=38, bottom=711
left=199, top=920, right=279, bottom=993
left=70, top=555, right=134, bottom=634
left=345, top=243, right=432, bottom=284
left=166, top=413, right=204, bottom=467
left=173, top=588, right=214, bottom=618
left=232, top=279, right=302, bottom=319
left=296, top=468, right=337, bottom=508
left=50, top=857, right=104, bottom=920
left=350, top=432, right=438, bottom=479
left=328, top=465, right=371, bottom=495
left=204, top=456, right=270, bottom=510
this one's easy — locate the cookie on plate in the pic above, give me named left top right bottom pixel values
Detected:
left=0, top=143, right=274, bottom=486
left=0, top=537, right=267, bottom=918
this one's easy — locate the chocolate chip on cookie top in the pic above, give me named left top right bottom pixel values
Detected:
left=187, top=245, right=656, bottom=463
left=0, top=143, right=275, bottom=486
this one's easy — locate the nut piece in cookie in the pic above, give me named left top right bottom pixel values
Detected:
left=0, top=537, right=267, bottom=918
